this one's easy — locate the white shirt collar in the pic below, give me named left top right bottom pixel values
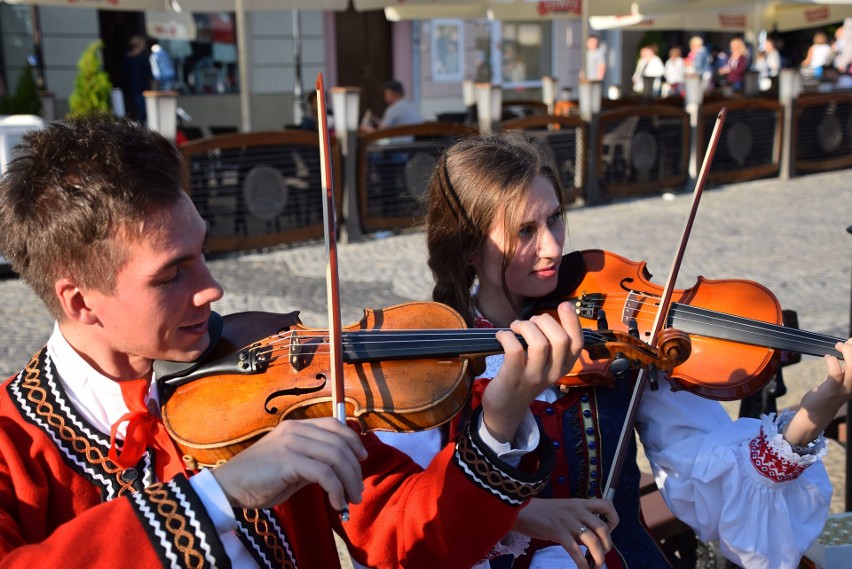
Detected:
left=46, top=322, right=158, bottom=437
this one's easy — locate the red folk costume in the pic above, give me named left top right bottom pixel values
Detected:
left=0, top=339, right=554, bottom=568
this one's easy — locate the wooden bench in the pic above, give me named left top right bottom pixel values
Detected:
left=640, top=472, right=692, bottom=541
left=639, top=472, right=700, bottom=567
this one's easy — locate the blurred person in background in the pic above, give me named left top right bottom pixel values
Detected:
left=664, top=46, right=686, bottom=96
left=801, top=31, right=833, bottom=79
left=581, top=35, right=607, bottom=82
left=685, top=35, right=712, bottom=91
left=718, top=37, right=750, bottom=91
left=632, top=45, right=665, bottom=95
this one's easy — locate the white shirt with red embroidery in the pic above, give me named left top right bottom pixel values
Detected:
left=474, top=312, right=832, bottom=569
left=638, top=379, right=830, bottom=569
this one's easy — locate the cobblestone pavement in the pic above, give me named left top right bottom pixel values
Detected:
left=0, top=169, right=850, bottom=513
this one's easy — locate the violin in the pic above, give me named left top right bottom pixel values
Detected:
left=157, top=301, right=691, bottom=469
left=527, top=249, right=846, bottom=401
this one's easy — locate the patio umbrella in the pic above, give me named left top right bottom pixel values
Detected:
left=2, top=0, right=179, bottom=9
left=767, top=2, right=852, bottom=31
left=381, top=0, right=755, bottom=22
left=590, top=0, right=852, bottom=32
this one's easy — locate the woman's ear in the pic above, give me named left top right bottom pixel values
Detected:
left=468, top=249, right=482, bottom=267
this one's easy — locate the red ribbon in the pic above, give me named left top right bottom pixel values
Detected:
left=108, top=379, right=186, bottom=481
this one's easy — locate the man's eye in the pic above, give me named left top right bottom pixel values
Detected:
left=158, top=268, right=183, bottom=286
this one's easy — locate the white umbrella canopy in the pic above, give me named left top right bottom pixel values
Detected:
left=382, top=0, right=755, bottom=22
left=768, top=2, right=852, bottom=31
left=176, top=0, right=348, bottom=11
left=382, top=0, right=621, bottom=22
left=590, top=1, right=852, bottom=32
left=1, top=0, right=352, bottom=9
left=2, top=0, right=177, bottom=9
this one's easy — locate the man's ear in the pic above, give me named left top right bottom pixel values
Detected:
left=55, top=278, right=99, bottom=325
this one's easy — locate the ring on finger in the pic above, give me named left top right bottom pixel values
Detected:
left=577, top=525, right=588, bottom=538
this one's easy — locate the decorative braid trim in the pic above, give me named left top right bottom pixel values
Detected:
left=128, top=476, right=229, bottom=569
left=7, top=347, right=152, bottom=499
left=749, top=411, right=827, bottom=483
left=234, top=508, right=297, bottom=569
left=453, top=407, right=554, bottom=506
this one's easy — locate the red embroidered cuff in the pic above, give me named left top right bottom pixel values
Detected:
left=749, top=427, right=809, bottom=483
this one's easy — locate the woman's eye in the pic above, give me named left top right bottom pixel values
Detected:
left=518, top=225, right=534, bottom=238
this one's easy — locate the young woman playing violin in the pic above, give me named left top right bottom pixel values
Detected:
left=389, top=133, right=851, bottom=569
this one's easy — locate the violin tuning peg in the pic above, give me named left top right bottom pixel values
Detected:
left=610, top=352, right=630, bottom=380
left=627, top=317, right=639, bottom=339
left=648, top=364, right=659, bottom=391
left=596, top=309, right=609, bottom=331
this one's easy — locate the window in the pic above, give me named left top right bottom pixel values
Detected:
left=148, top=12, right=239, bottom=95
left=432, top=20, right=464, bottom=82
left=500, top=22, right=553, bottom=87
left=473, top=20, right=497, bottom=83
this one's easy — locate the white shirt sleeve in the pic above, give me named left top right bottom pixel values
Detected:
left=375, top=410, right=540, bottom=471
left=636, top=378, right=832, bottom=569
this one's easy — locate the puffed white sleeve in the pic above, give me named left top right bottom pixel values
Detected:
left=636, top=378, right=832, bottom=569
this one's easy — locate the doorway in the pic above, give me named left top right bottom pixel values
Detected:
left=334, top=8, right=393, bottom=121
left=98, top=10, right=146, bottom=118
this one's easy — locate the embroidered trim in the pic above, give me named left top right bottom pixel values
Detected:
left=579, top=394, right=601, bottom=498
left=7, top=347, right=154, bottom=499
left=129, top=476, right=227, bottom=569
left=234, top=508, right=297, bottom=569
left=771, top=409, right=829, bottom=457
left=453, top=408, right=553, bottom=506
left=749, top=412, right=826, bottom=483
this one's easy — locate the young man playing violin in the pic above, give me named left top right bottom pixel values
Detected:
left=0, top=115, right=586, bottom=568
left=378, top=133, right=851, bottom=569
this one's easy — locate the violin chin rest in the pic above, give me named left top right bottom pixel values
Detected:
left=154, top=312, right=224, bottom=384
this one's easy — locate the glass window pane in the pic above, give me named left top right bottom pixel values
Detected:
left=152, top=12, right=240, bottom=95
left=501, top=22, right=552, bottom=86
left=474, top=20, right=495, bottom=83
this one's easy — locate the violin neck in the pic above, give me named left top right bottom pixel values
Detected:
left=340, top=329, right=603, bottom=362
left=668, top=302, right=844, bottom=360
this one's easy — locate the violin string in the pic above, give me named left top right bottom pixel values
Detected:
left=251, top=329, right=615, bottom=358
left=578, top=292, right=843, bottom=353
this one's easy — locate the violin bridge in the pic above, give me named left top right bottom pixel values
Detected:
left=289, top=334, right=308, bottom=371
left=623, top=291, right=641, bottom=328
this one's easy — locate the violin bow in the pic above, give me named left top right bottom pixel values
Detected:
left=316, top=73, right=349, bottom=519
left=602, top=108, right=728, bottom=501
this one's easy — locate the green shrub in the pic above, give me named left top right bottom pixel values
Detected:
left=67, top=40, right=113, bottom=118
left=0, top=64, right=42, bottom=116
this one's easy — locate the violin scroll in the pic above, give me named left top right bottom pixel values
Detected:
left=577, top=327, right=692, bottom=387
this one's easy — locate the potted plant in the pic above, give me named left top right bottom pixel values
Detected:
left=0, top=63, right=42, bottom=116
left=67, top=40, right=113, bottom=118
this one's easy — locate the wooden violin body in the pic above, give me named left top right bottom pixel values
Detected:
left=530, top=249, right=844, bottom=400
left=160, top=302, right=472, bottom=468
